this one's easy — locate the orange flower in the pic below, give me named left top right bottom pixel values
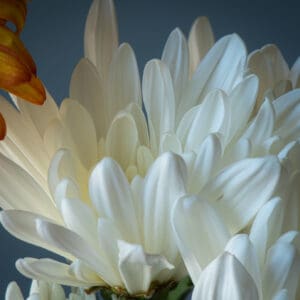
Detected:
left=0, top=0, right=46, bottom=139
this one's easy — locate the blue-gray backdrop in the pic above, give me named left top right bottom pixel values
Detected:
left=0, top=0, right=299, bottom=297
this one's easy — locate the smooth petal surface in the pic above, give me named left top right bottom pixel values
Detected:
left=142, top=59, right=175, bottom=146
left=162, top=28, right=189, bottom=122
left=118, top=240, right=174, bottom=294
left=188, top=16, right=214, bottom=76
left=84, top=0, right=118, bottom=79
left=107, top=43, right=141, bottom=124
left=172, top=195, right=231, bottom=283
left=89, top=157, right=139, bottom=243
left=70, top=58, right=105, bottom=139
left=143, top=152, right=187, bottom=262
left=202, top=156, right=281, bottom=234
left=192, top=252, right=259, bottom=300
left=5, top=282, right=24, bottom=300
left=180, top=34, right=246, bottom=114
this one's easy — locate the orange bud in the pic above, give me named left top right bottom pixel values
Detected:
left=0, top=112, right=6, bottom=140
left=0, top=0, right=27, bottom=33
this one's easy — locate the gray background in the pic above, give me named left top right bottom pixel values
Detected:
left=0, top=0, right=299, bottom=297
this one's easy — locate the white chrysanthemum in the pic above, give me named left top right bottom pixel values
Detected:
left=0, top=0, right=300, bottom=297
left=5, top=280, right=95, bottom=300
left=173, top=197, right=300, bottom=300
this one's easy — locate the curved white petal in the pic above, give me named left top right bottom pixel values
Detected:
left=89, top=157, right=139, bottom=243
left=118, top=240, right=174, bottom=294
left=202, top=156, right=281, bottom=234
left=106, top=112, right=139, bottom=170
left=192, top=252, right=259, bottom=300
left=70, top=58, right=105, bottom=139
left=162, top=28, right=189, bottom=122
left=143, top=152, right=187, bottom=262
left=188, top=16, right=214, bottom=76
left=172, top=195, right=230, bottom=284
left=107, top=43, right=141, bottom=123
left=142, top=59, right=176, bottom=146
left=180, top=34, right=246, bottom=114
left=5, top=282, right=24, bottom=300
left=84, top=0, right=118, bottom=78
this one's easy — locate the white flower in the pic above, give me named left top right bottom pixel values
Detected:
left=0, top=0, right=299, bottom=297
left=5, top=280, right=95, bottom=300
left=173, top=197, right=300, bottom=299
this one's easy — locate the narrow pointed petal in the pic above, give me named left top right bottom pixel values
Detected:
left=162, top=28, right=189, bottom=121
left=142, top=59, right=175, bottom=146
left=290, top=57, right=300, bottom=88
left=89, top=157, right=140, bottom=243
left=70, top=58, right=105, bottom=139
left=242, top=99, right=275, bottom=148
left=226, top=75, right=259, bottom=143
left=59, top=99, right=97, bottom=169
left=118, top=240, right=174, bottom=294
left=172, top=195, right=231, bottom=283
left=107, top=43, right=141, bottom=123
left=202, top=156, right=281, bottom=233
left=225, top=234, right=262, bottom=299
left=247, top=44, right=290, bottom=108
left=188, top=17, right=214, bottom=76
left=192, top=252, right=259, bottom=300
left=249, top=197, right=284, bottom=268
left=180, top=34, right=246, bottom=113
left=106, top=112, right=139, bottom=170
left=5, top=282, right=24, bottom=300
left=16, top=258, right=96, bottom=287
left=84, top=0, right=118, bottom=78
left=143, top=152, right=187, bottom=262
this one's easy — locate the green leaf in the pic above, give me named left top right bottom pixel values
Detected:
left=166, top=276, right=193, bottom=300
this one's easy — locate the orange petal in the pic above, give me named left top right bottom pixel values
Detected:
left=8, top=75, right=46, bottom=105
left=0, top=0, right=27, bottom=33
left=0, top=25, right=36, bottom=74
left=0, top=112, right=6, bottom=140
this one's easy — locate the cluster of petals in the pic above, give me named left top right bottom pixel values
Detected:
left=0, top=0, right=300, bottom=298
left=5, top=280, right=95, bottom=300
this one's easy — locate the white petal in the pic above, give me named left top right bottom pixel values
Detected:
left=162, top=28, right=189, bottom=122
left=226, top=75, right=259, bottom=143
left=143, top=152, right=187, bottom=262
left=106, top=112, right=139, bottom=170
left=272, top=289, right=288, bottom=300
left=180, top=34, right=246, bottom=114
left=16, top=258, right=96, bottom=287
left=249, top=197, right=284, bottom=268
left=290, top=57, right=300, bottom=88
left=118, top=240, right=174, bottom=294
left=202, top=156, right=281, bottom=233
left=136, top=146, right=154, bottom=177
left=35, top=219, right=117, bottom=285
left=188, top=16, right=214, bottom=76
left=142, top=59, right=175, bottom=146
left=107, top=43, right=141, bottom=123
left=192, top=252, right=259, bottom=300
left=225, top=234, right=262, bottom=299
left=0, top=210, right=72, bottom=259
left=188, top=134, right=222, bottom=193
left=0, top=153, right=59, bottom=220
left=247, top=44, right=290, bottom=108
left=84, top=0, right=118, bottom=79
left=263, top=242, right=300, bottom=300
left=70, top=58, right=105, bottom=139
left=241, top=99, right=275, bottom=148
left=89, top=157, right=139, bottom=243
left=273, top=89, right=300, bottom=142
left=59, top=99, right=97, bottom=169
left=179, top=90, right=226, bottom=152
left=160, top=132, right=182, bottom=154
left=172, top=195, right=230, bottom=283
left=5, top=282, right=24, bottom=300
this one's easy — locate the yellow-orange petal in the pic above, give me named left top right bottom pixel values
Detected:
left=8, top=75, right=46, bottom=105
left=0, top=25, right=36, bottom=74
left=0, top=112, right=6, bottom=140
left=0, top=0, right=27, bottom=33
